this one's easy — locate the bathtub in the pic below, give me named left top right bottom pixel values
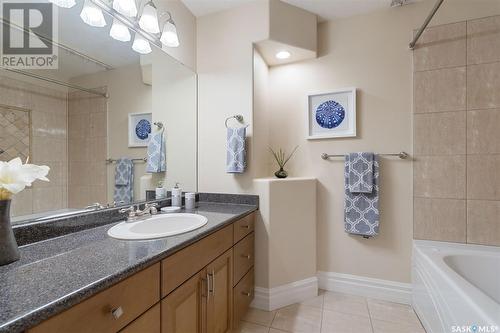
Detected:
left=412, top=240, right=500, bottom=333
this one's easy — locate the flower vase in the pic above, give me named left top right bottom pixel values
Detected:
left=274, top=167, right=288, bottom=179
left=0, top=200, right=20, bottom=266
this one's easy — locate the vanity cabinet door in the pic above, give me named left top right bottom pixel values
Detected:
left=206, top=249, right=233, bottom=333
left=161, top=270, right=207, bottom=333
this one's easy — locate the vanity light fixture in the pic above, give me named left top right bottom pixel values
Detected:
left=132, top=33, right=152, bottom=54
left=138, top=1, right=160, bottom=34
left=80, top=0, right=107, bottom=27
left=160, top=13, right=179, bottom=47
left=48, top=0, right=76, bottom=8
left=275, top=51, right=291, bottom=59
left=112, top=0, right=137, bottom=17
left=109, top=17, right=131, bottom=42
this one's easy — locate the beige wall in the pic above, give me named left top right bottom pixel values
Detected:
left=197, top=0, right=500, bottom=284
left=413, top=15, right=500, bottom=247
left=71, top=65, right=152, bottom=203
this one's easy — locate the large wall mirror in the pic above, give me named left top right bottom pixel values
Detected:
left=0, top=1, right=197, bottom=224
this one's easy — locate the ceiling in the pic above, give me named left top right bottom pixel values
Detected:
left=181, top=0, right=408, bottom=21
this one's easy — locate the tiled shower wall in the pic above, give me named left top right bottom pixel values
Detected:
left=0, top=76, right=68, bottom=216
left=67, top=90, right=107, bottom=208
left=413, top=16, right=500, bottom=246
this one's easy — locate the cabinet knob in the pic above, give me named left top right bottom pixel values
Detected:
left=111, top=306, right=124, bottom=319
left=241, top=225, right=250, bottom=229
left=241, top=291, right=252, bottom=297
left=241, top=254, right=251, bottom=259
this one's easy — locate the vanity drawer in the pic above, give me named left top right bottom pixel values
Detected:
left=161, top=224, right=233, bottom=297
left=233, top=213, right=254, bottom=244
left=233, top=268, right=254, bottom=328
left=30, top=263, right=160, bottom=333
left=233, top=232, right=254, bottom=286
left=120, top=303, right=160, bottom=333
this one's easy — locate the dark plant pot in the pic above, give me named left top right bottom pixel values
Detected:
left=0, top=199, right=20, bottom=266
left=274, top=167, right=288, bottom=179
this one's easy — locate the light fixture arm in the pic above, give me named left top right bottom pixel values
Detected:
left=158, top=11, right=174, bottom=31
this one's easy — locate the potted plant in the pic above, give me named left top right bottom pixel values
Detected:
left=0, top=157, right=49, bottom=265
left=269, top=146, right=298, bottom=179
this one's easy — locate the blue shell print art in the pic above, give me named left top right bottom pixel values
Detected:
left=135, top=119, right=151, bottom=140
left=315, top=100, right=345, bottom=129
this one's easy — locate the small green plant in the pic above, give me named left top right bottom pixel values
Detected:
left=269, top=146, right=298, bottom=179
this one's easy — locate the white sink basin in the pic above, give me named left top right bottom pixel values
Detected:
left=107, top=213, right=208, bottom=240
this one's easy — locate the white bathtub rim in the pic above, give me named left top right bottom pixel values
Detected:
left=413, top=240, right=500, bottom=327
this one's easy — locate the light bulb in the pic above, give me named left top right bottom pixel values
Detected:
left=110, top=18, right=130, bottom=42
left=80, top=0, right=106, bottom=27
left=160, top=20, right=179, bottom=47
left=138, top=2, right=160, bottom=34
left=112, top=0, right=137, bottom=18
left=132, top=33, right=152, bottom=54
left=275, top=51, right=291, bottom=59
left=49, top=0, right=76, bottom=8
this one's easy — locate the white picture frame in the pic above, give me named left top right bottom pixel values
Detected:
left=128, top=112, right=152, bottom=147
left=307, top=88, right=357, bottom=140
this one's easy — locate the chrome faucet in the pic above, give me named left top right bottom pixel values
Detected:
left=85, top=202, right=104, bottom=210
left=119, top=203, right=158, bottom=222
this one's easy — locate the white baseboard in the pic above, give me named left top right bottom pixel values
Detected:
left=317, top=271, right=412, bottom=305
left=251, top=276, right=318, bottom=311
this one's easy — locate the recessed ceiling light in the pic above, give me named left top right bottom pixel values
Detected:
left=275, top=51, right=291, bottom=60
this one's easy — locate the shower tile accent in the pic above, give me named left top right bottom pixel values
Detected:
left=413, top=22, right=466, bottom=71
left=414, top=198, right=466, bottom=243
left=67, top=90, right=107, bottom=208
left=414, top=15, right=500, bottom=246
left=0, top=106, right=31, bottom=162
left=467, top=62, right=500, bottom=109
left=467, top=200, right=500, bottom=246
left=413, top=67, right=466, bottom=113
left=467, top=16, right=500, bottom=65
left=414, top=111, right=466, bottom=155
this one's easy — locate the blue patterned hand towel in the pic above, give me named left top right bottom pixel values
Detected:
left=226, top=127, right=247, bottom=173
left=348, top=152, right=374, bottom=193
left=146, top=129, right=166, bottom=173
left=344, top=153, right=379, bottom=237
left=114, top=158, right=134, bottom=204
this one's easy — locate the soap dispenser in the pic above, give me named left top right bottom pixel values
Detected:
left=171, top=182, right=182, bottom=207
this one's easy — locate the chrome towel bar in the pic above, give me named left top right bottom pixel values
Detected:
left=321, top=152, right=409, bottom=160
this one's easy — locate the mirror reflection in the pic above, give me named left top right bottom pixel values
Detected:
left=0, top=0, right=197, bottom=224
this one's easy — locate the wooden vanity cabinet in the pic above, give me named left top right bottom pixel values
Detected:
left=29, top=212, right=255, bottom=333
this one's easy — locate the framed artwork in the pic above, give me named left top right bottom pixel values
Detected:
left=307, top=88, right=356, bottom=139
left=128, top=112, right=152, bottom=147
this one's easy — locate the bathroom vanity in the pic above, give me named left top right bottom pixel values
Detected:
left=0, top=197, right=257, bottom=333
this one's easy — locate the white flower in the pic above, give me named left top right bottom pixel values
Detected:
left=0, top=157, right=50, bottom=198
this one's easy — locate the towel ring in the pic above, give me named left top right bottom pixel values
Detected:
left=154, top=122, right=164, bottom=129
left=225, top=115, right=246, bottom=128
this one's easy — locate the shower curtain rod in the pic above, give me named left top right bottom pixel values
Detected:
left=1, top=68, right=109, bottom=98
left=409, top=0, right=444, bottom=49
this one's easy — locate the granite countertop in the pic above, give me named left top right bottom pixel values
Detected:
left=0, top=202, right=258, bottom=333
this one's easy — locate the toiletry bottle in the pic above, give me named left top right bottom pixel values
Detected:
left=171, top=183, right=182, bottom=207
left=155, top=181, right=166, bottom=199
left=185, top=192, right=196, bottom=210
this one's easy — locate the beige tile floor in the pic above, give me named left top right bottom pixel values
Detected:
left=235, top=290, right=426, bottom=333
